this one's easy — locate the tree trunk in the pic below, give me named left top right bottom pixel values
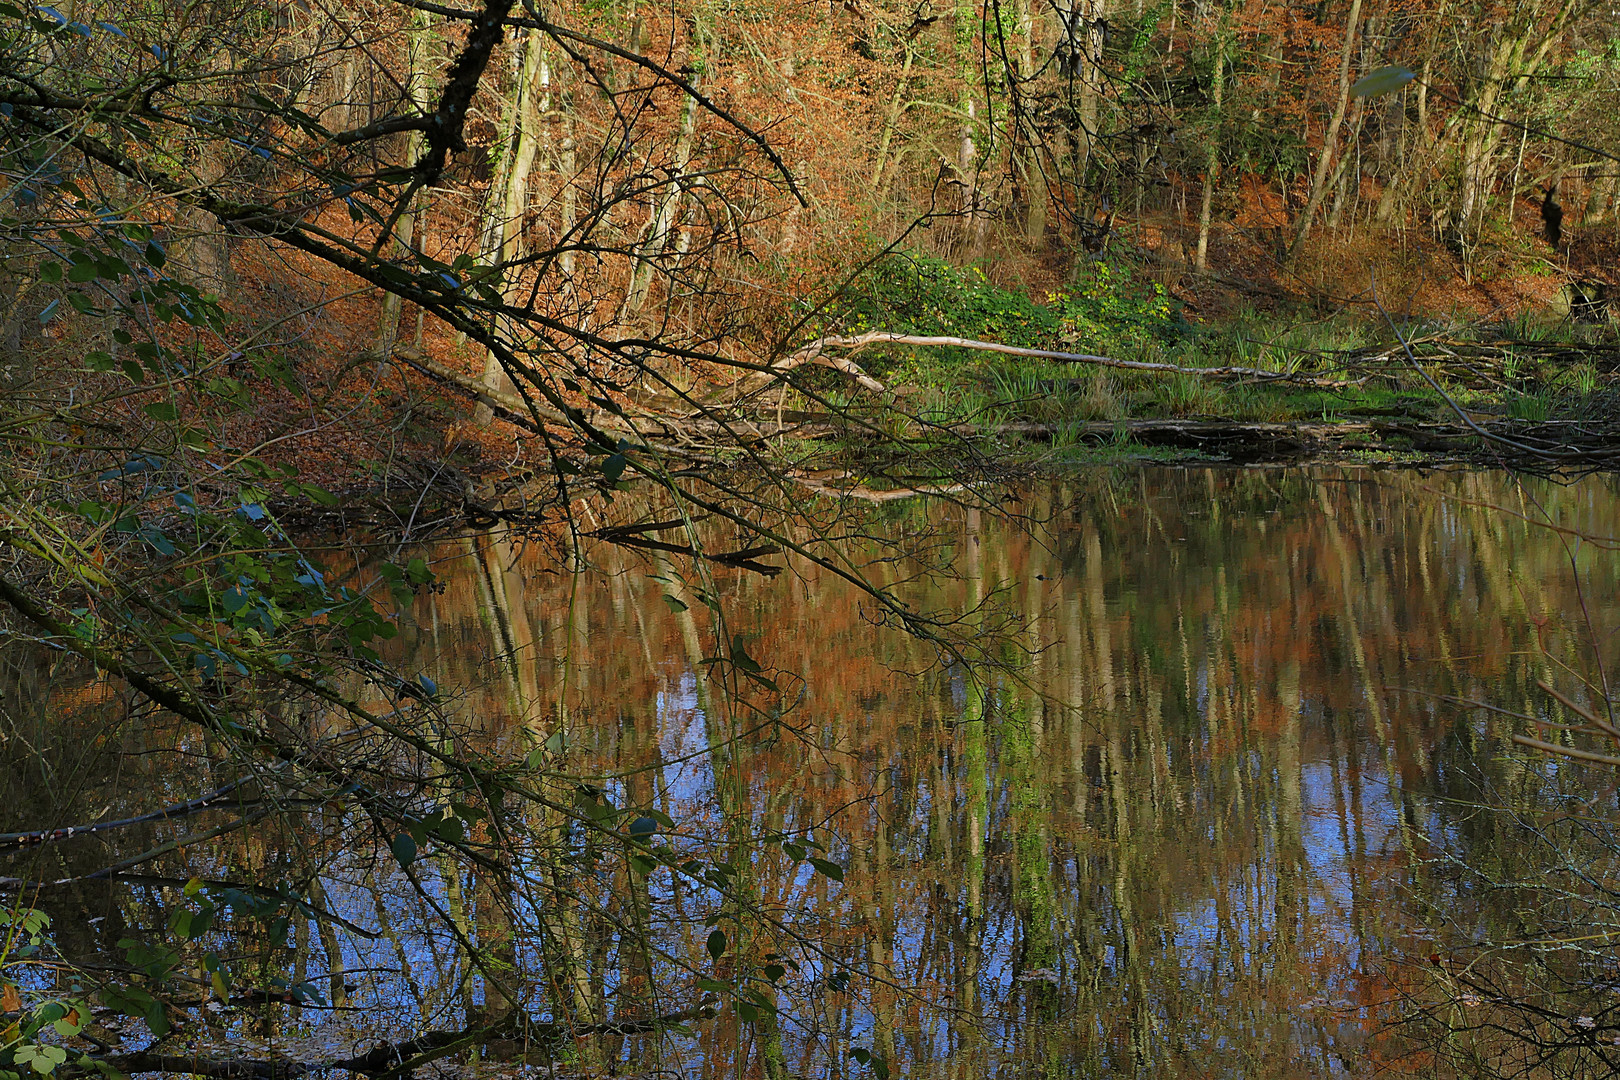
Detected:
left=476, top=29, right=548, bottom=425
left=1015, top=0, right=1046, bottom=241
left=1285, top=0, right=1364, bottom=265
left=377, top=9, right=436, bottom=357
left=1325, top=96, right=1366, bottom=228
left=1061, top=0, right=1106, bottom=193
left=1450, top=0, right=1585, bottom=265
left=1194, top=16, right=1225, bottom=272
left=620, top=38, right=701, bottom=322
left=870, top=44, right=915, bottom=195
left=959, top=97, right=981, bottom=246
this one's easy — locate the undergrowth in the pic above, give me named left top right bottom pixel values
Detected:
left=793, top=251, right=1620, bottom=463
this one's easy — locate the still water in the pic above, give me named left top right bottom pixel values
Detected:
left=8, top=467, right=1620, bottom=1078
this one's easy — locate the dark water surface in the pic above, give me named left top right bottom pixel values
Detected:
left=9, top=467, right=1620, bottom=1078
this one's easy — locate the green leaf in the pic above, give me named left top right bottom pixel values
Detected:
left=38, top=262, right=61, bottom=283
left=808, top=857, right=844, bottom=882
left=98, top=985, right=167, bottom=1036
left=707, top=928, right=727, bottom=961
left=210, top=969, right=231, bottom=1001
left=729, top=635, right=762, bottom=674
left=120, top=359, right=144, bottom=384
left=14, top=1044, right=68, bottom=1075
left=1351, top=65, right=1416, bottom=98
left=66, top=259, right=98, bottom=283
left=390, top=833, right=417, bottom=867
left=84, top=350, right=115, bottom=372
left=661, top=594, right=688, bottom=612
left=143, top=402, right=178, bottom=422
left=299, top=483, right=339, bottom=506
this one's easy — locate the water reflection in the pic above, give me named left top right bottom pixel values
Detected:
left=7, top=467, right=1620, bottom=1077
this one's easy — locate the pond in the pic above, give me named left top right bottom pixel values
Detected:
left=7, top=467, right=1620, bottom=1078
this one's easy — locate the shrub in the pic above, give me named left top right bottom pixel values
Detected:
left=826, top=254, right=1184, bottom=367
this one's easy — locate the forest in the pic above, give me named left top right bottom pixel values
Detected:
left=4, top=0, right=1620, bottom=1077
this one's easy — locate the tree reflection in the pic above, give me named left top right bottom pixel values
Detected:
left=8, top=468, right=1620, bottom=1076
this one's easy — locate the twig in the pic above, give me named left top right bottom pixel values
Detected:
left=1509, top=734, right=1620, bottom=768
left=1536, top=679, right=1620, bottom=740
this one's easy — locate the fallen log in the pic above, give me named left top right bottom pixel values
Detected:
left=735, top=340, right=887, bottom=394
left=780, top=332, right=1362, bottom=388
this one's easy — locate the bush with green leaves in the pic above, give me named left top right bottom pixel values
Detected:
left=1, top=909, right=95, bottom=1079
